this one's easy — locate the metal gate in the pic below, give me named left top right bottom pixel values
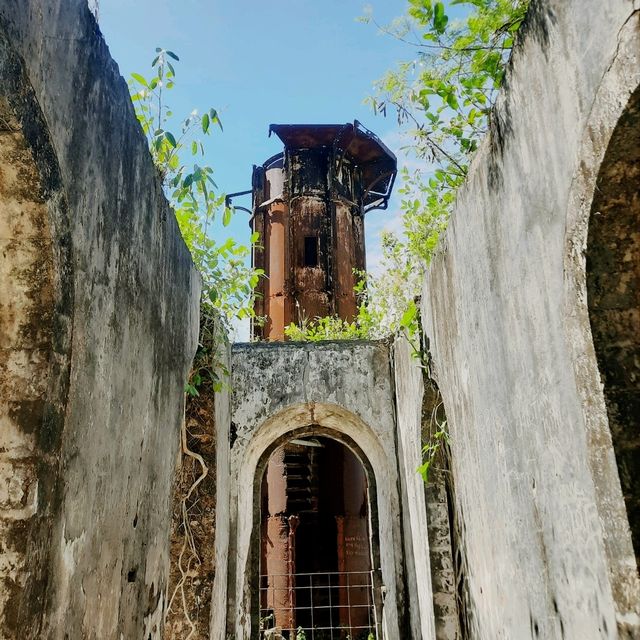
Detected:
left=259, top=570, right=377, bottom=639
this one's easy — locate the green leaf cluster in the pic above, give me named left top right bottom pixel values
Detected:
left=366, top=0, right=528, bottom=265
left=289, top=2, right=528, bottom=347
left=129, top=50, right=263, bottom=393
left=285, top=233, right=423, bottom=345
left=417, top=424, right=449, bottom=483
left=331, top=0, right=528, bottom=343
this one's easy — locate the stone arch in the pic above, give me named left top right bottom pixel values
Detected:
left=231, top=401, right=402, bottom=639
left=252, top=426, right=383, bottom=638
left=564, top=12, right=640, bottom=634
left=0, top=28, right=72, bottom=637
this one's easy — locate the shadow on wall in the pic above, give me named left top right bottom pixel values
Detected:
left=0, top=28, right=72, bottom=637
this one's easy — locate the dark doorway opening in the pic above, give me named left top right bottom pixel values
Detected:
left=586, top=85, right=640, bottom=571
left=304, top=236, right=319, bottom=267
left=259, top=436, right=377, bottom=639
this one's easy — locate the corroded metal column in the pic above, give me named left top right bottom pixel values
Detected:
left=336, top=447, right=372, bottom=632
left=260, top=438, right=376, bottom=637
left=252, top=122, right=394, bottom=638
left=250, top=121, right=396, bottom=340
left=261, top=447, right=296, bottom=631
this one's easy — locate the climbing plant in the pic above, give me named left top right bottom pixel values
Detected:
left=129, top=48, right=262, bottom=377
left=285, top=1, right=530, bottom=484
left=289, top=0, right=529, bottom=342
left=129, top=49, right=262, bottom=639
left=364, top=0, right=529, bottom=263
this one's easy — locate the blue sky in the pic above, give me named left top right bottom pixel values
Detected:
left=98, top=0, right=419, bottom=336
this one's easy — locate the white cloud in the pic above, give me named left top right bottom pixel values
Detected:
left=365, top=127, right=434, bottom=275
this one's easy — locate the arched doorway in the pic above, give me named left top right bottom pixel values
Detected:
left=215, top=391, right=404, bottom=640
left=586, top=84, right=640, bottom=571
left=258, top=434, right=379, bottom=639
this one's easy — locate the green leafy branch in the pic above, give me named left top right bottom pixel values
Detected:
left=129, top=49, right=263, bottom=393
left=417, top=417, right=449, bottom=484
left=290, top=2, right=529, bottom=348
left=363, top=0, right=529, bottom=268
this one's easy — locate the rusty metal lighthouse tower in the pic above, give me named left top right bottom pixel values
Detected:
left=226, top=122, right=397, bottom=638
left=249, top=121, right=397, bottom=340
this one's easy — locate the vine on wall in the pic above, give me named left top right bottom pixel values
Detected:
left=289, top=0, right=530, bottom=343
left=129, top=50, right=261, bottom=638
left=286, top=0, right=530, bottom=483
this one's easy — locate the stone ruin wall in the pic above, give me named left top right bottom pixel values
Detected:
left=0, top=1, right=200, bottom=638
left=217, top=340, right=407, bottom=639
left=420, top=0, right=640, bottom=638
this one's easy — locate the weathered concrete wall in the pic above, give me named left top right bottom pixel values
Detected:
left=393, top=336, right=462, bottom=640
left=393, top=336, right=437, bottom=639
left=0, top=2, right=200, bottom=638
left=421, top=0, right=640, bottom=638
left=212, top=340, right=407, bottom=639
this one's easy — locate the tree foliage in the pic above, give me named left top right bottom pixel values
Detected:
left=290, top=0, right=528, bottom=342
left=129, top=49, right=262, bottom=391
left=365, top=0, right=528, bottom=264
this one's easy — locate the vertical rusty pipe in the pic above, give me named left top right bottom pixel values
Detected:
left=287, top=514, right=299, bottom=632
